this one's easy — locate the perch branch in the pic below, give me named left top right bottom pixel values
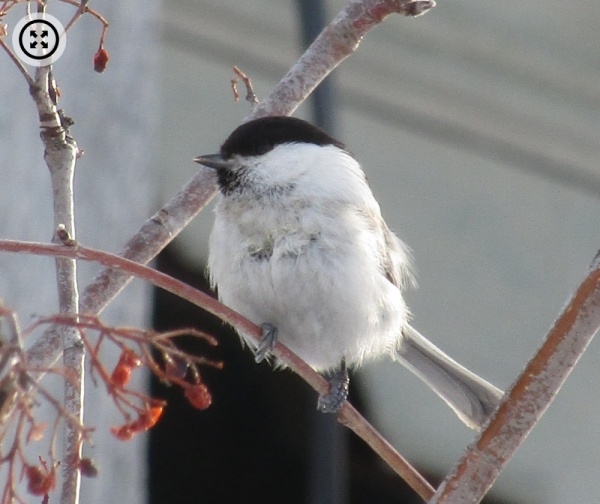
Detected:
left=0, top=239, right=435, bottom=500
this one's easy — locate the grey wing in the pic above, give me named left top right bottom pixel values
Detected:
left=380, top=222, right=415, bottom=290
left=358, top=203, right=415, bottom=290
left=345, top=163, right=414, bottom=289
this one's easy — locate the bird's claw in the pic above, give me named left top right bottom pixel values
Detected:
left=255, top=323, right=278, bottom=363
left=317, top=362, right=349, bottom=413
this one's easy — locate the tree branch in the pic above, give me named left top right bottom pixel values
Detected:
left=32, top=58, right=82, bottom=504
left=251, top=0, right=435, bottom=118
left=430, top=254, right=600, bottom=504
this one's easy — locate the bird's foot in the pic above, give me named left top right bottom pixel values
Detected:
left=255, top=323, right=278, bottom=363
left=317, top=361, right=349, bottom=413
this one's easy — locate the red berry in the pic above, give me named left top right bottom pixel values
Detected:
left=110, top=425, right=135, bottom=441
left=93, top=47, right=109, bottom=73
left=110, top=349, right=141, bottom=387
left=120, top=349, right=142, bottom=369
left=110, top=405, right=164, bottom=441
left=25, top=465, right=55, bottom=496
left=111, top=364, right=132, bottom=387
left=184, top=383, right=212, bottom=410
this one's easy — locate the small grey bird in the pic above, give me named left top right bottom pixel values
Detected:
left=195, top=116, right=503, bottom=430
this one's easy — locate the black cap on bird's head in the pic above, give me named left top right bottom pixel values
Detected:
left=194, top=116, right=344, bottom=169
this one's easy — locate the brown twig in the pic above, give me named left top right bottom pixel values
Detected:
left=231, top=66, right=259, bottom=107
left=339, top=405, right=435, bottom=500
left=60, top=0, right=108, bottom=35
left=0, top=0, right=43, bottom=17
left=431, top=254, right=600, bottom=504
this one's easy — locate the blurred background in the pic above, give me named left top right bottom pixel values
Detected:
left=2, top=0, right=600, bottom=503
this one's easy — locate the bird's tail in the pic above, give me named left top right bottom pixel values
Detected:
left=395, top=325, right=503, bottom=430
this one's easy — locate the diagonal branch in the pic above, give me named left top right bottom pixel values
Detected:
left=0, top=238, right=435, bottom=501
left=430, top=253, right=600, bottom=504
left=252, top=0, right=435, bottom=118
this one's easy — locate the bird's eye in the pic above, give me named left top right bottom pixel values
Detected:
left=254, top=143, right=272, bottom=155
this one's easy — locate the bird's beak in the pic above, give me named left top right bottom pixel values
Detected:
left=194, top=153, right=229, bottom=170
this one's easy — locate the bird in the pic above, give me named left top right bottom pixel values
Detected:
left=195, top=115, right=503, bottom=430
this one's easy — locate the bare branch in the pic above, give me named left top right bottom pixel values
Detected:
left=60, top=0, right=108, bottom=35
left=431, top=254, right=600, bottom=504
left=251, top=0, right=436, bottom=118
left=339, top=406, right=435, bottom=500
left=32, top=60, right=82, bottom=504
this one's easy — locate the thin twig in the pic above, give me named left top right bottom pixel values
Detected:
left=231, top=66, right=259, bottom=107
left=60, top=0, right=108, bottom=34
left=339, top=405, right=435, bottom=500
left=431, top=254, right=600, bottom=504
